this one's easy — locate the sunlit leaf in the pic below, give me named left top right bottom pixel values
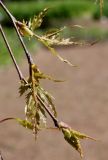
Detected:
left=72, top=130, right=96, bottom=141
left=39, top=39, right=77, bottom=67
left=62, top=128, right=83, bottom=157
left=16, top=21, right=34, bottom=37
left=44, top=27, right=66, bottom=38
left=37, top=86, right=57, bottom=117
left=29, top=8, right=49, bottom=31
left=31, top=64, right=64, bottom=82
left=19, top=81, right=30, bottom=96
left=37, top=104, right=47, bottom=128
left=59, top=121, right=95, bottom=158
left=16, top=118, right=33, bottom=130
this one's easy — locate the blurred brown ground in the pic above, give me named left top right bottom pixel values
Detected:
left=0, top=43, right=108, bottom=160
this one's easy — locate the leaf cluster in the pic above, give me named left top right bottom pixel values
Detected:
left=18, top=64, right=58, bottom=136
left=16, top=8, right=89, bottom=67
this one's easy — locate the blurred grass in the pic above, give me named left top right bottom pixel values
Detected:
left=65, top=27, right=108, bottom=41
left=3, top=0, right=108, bottom=24
left=1, top=0, right=95, bottom=27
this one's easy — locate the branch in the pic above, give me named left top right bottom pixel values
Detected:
left=0, top=1, right=34, bottom=66
left=0, top=117, right=15, bottom=123
left=0, top=24, right=24, bottom=81
left=0, top=24, right=58, bottom=128
left=0, top=1, right=60, bottom=129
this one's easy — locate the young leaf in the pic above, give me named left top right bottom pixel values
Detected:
left=19, top=81, right=30, bottom=96
left=31, top=64, right=64, bottom=82
left=16, top=21, right=34, bottom=37
left=16, top=118, right=33, bottom=130
left=71, top=129, right=96, bottom=141
left=59, top=121, right=95, bottom=158
left=44, top=27, right=66, bottom=39
left=37, top=104, right=47, bottom=128
left=37, top=86, right=57, bottom=117
left=39, top=38, right=77, bottom=67
left=62, top=128, right=83, bottom=157
left=29, top=8, right=49, bottom=31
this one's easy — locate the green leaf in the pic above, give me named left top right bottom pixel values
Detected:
left=31, top=64, right=64, bottom=82
left=16, top=21, right=34, bottom=37
left=62, top=128, right=83, bottom=158
left=25, top=94, right=37, bottom=119
left=37, top=86, right=57, bottom=117
left=59, top=121, right=95, bottom=158
left=44, top=27, right=66, bottom=39
left=25, top=88, right=47, bottom=129
left=100, top=0, right=104, bottom=16
left=29, top=8, right=49, bottom=31
left=16, top=118, right=33, bottom=130
left=25, top=91, right=32, bottom=104
left=19, top=81, right=30, bottom=96
left=39, top=39, right=77, bottom=67
left=71, top=130, right=96, bottom=140
left=37, top=104, right=47, bottom=128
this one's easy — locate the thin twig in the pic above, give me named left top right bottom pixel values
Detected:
left=0, top=24, right=58, bottom=127
left=0, top=151, right=3, bottom=160
left=0, top=1, right=59, bottom=128
left=0, top=24, right=24, bottom=81
left=0, top=117, right=15, bottom=123
left=0, top=1, right=34, bottom=65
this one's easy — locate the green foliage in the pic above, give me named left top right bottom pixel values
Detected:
left=93, top=0, right=108, bottom=20
left=1, top=1, right=94, bottom=27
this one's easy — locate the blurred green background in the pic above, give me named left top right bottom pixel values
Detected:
left=0, top=0, right=108, bottom=66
